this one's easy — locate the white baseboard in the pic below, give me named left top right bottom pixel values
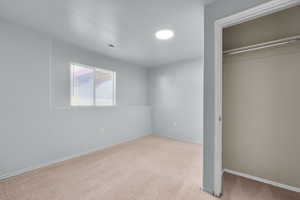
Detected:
left=153, top=134, right=202, bottom=144
left=223, top=169, right=300, bottom=193
left=0, top=135, right=149, bottom=180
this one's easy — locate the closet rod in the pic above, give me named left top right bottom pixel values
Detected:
left=223, top=34, right=300, bottom=55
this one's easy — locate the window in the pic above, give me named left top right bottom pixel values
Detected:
left=70, top=63, right=116, bottom=106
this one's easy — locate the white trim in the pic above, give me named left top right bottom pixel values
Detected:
left=224, top=169, right=300, bottom=193
left=113, top=71, right=116, bottom=105
left=215, top=0, right=300, bottom=28
left=214, top=21, right=223, bottom=197
left=0, top=135, right=148, bottom=180
left=155, top=135, right=202, bottom=144
left=213, top=0, right=300, bottom=197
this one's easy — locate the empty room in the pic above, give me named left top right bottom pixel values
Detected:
left=1, top=0, right=300, bottom=200
left=0, top=0, right=206, bottom=199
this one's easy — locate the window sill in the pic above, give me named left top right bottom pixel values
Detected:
left=70, top=104, right=117, bottom=108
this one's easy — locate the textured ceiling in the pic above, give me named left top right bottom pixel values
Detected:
left=0, top=0, right=215, bottom=67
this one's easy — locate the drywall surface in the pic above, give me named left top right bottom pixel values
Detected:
left=223, top=42, right=300, bottom=189
left=148, top=59, right=203, bottom=144
left=203, top=0, right=271, bottom=193
left=223, top=5, right=300, bottom=50
left=0, top=18, right=151, bottom=178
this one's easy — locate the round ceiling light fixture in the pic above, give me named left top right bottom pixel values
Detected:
left=155, top=29, right=174, bottom=40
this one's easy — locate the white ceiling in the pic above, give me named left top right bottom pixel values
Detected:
left=0, top=0, right=215, bottom=67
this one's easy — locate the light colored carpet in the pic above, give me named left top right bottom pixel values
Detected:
left=0, top=136, right=299, bottom=200
left=222, top=173, right=300, bottom=200
left=0, top=136, right=211, bottom=200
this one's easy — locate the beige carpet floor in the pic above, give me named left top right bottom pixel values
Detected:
left=0, top=136, right=299, bottom=200
left=222, top=173, right=300, bottom=200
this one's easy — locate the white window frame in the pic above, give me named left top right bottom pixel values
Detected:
left=70, top=62, right=116, bottom=107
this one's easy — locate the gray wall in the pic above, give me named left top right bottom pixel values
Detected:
left=203, top=0, right=271, bottom=193
left=0, top=18, right=151, bottom=178
left=148, top=59, right=203, bottom=144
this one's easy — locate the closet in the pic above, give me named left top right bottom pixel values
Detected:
left=222, top=5, right=300, bottom=189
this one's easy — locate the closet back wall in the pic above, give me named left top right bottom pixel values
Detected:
left=223, top=5, right=300, bottom=50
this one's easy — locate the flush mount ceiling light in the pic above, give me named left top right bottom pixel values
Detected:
left=155, top=29, right=174, bottom=40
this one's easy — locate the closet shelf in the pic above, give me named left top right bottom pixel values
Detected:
left=223, top=34, right=300, bottom=55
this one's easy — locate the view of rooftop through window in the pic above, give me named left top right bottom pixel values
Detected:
left=70, top=63, right=116, bottom=106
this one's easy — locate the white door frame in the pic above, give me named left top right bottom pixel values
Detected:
left=213, top=0, right=300, bottom=196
